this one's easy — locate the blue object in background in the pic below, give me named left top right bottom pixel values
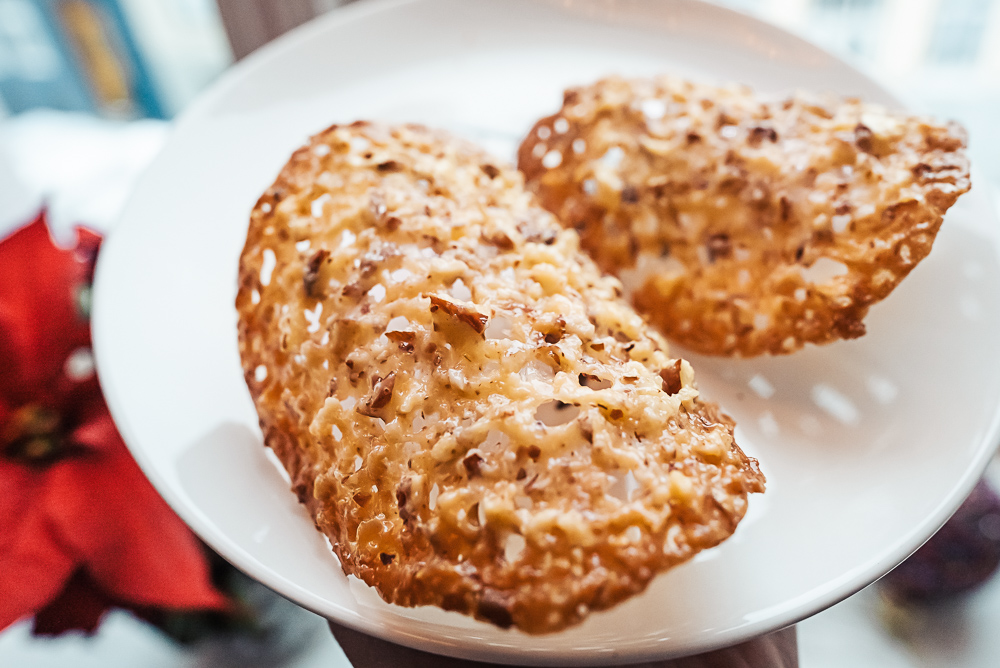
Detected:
left=0, top=0, right=164, bottom=118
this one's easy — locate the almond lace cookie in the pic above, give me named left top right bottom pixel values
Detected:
left=518, top=76, right=971, bottom=356
left=236, top=122, right=765, bottom=633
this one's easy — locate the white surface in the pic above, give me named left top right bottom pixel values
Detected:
left=90, top=0, right=1000, bottom=665
left=0, top=612, right=350, bottom=668
left=0, top=142, right=37, bottom=233
left=800, top=589, right=917, bottom=668
left=0, top=110, right=168, bottom=240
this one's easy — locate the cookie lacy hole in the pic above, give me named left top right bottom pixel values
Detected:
left=800, top=257, right=848, bottom=284
left=311, top=193, right=331, bottom=218
left=553, top=118, right=570, bottom=134
left=385, top=315, right=410, bottom=332
left=331, top=425, right=343, bottom=441
left=617, top=253, right=685, bottom=296
left=535, top=400, right=580, bottom=427
left=504, top=533, right=526, bottom=562
left=579, top=373, right=612, bottom=390
left=480, top=429, right=510, bottom=455
left=484, top=315, right=512, bottom=340
left=251, top=289, right=260, bottom=304
left=600, top=146, right=624, bottom=168
left=305, top=302, right=323, bottom=333
left=477, top=501, right=487, bottom=526
left=607, top=469, right=639, bottom=503
left=254, top=365, right=268, bottom=382
left=520, top=360, right=555, bottom=385
left=466, top=502, right=481, bottom=526
left=624, top=525, right=642, bottom=542
left=260, top=249, right=276, bottom=286
left=429, top=483, right=440, bottom=511
left=542, top=149, right=563, bottom=169
left=390, top=268, right=412, bottom=282
left=536, top=125, right=552, bottom=139
left=641, top=98, right=667, bottom=120
left=369, top=284, right=386, bottom=303
left=449, top=278, right=472, bottom=301
left=572, top=138, right=586, bottom=154
left=831, top=214, right=851, bottom=233
left=339, top=229, right=357, bottom=249
left=295, top=239, right=311, bottom=252
left=348, top=136, right=370, bottom=153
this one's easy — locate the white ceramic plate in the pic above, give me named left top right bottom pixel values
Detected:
left=92, top=0, right=1000, bottom=664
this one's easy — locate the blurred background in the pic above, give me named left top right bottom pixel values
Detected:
left=0, top=0, right=998, bottom=666
left=1, top=0, right=997, bottom=238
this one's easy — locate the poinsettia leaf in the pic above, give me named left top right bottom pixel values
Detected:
left=45, top=424, right=228, bottom=611
left=32, top=569, right=113, bottom=636
left=0, top=459, right=77, bottom=631
left=0, top=213, right=226, bottom=636
left=0, top=213, right=95, bottom=407
left=64, top=395, right=122, bottom=455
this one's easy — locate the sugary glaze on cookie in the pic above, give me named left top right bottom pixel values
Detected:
left=236, top=122, right=764, bottom=633
left=518, top=76, right=971, bottom=356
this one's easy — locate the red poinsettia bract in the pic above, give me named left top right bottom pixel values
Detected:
left=0, top=212, right=227, bottom=635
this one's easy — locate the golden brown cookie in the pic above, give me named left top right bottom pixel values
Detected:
left=518, top=76, right=970, bottom=356
left=237, top=122, right=764, bottom=633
